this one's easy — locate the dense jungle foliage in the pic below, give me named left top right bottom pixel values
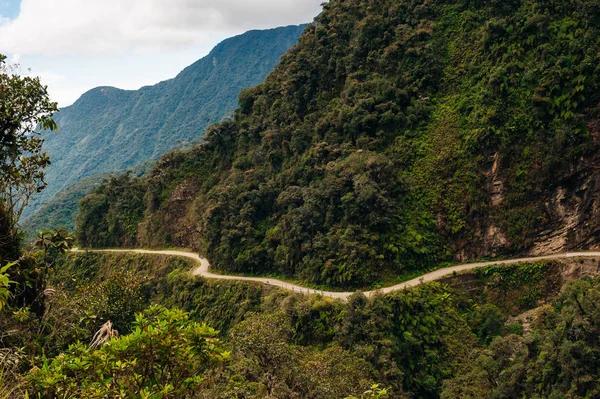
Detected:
left=21, top=172, right=118, bottom=238
left=3, top=251, right=600, bottom=398
left=5, top=0, right=600, bottom=396
left=77, top=0, right=600, bottom=288
left=1, top=47, right=394, bottom=398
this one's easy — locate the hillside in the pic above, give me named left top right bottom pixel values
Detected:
left=26, top=24, right=307, bottom=219
left=21, top=251, right=600, bottom=398
left=77, top=0, right=600, bottom=289
left=21, top=160, right=153, bottom=234
left=23, top=174, right=110, bottom=234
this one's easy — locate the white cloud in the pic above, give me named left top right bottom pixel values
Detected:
left=46, top=85, right=86, bottom=107
left=0, top=0, right=322, bottom=56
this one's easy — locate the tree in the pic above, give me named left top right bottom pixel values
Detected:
left=229, top=313, right=296, bottom=395
left=30, top=228, right=74, bottom=317
left=0, top=54, right=58, bottom=241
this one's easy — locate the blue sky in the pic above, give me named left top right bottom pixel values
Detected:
left=0, top=0, right=20, bottom=19
left=0, top=0, right=323, bottom=107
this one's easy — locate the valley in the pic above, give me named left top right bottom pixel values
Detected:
left=2, top=0, right=600, bottom=397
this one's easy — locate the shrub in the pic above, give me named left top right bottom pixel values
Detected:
left=27, top=306, right=229, bottom=398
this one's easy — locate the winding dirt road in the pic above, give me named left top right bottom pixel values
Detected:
left=72, top=249, right=600, bottom=301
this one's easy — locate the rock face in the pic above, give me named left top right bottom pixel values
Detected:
left=529, top=120, right=600, bottom=255
left=463, top=112, right=600, bottom=260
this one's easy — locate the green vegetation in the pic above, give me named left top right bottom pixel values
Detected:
left=26, top=25, right=307, bottom=223
left=28, top=306, right=230, bottom=398
left=0, top=52, right=66, bottom=322
left=2, top=250, right=598, bottom=398
left=21, top=159, right=153, bottom=236
left=5, top=0, right=600, bottom=397
left=472, top=261, right=559, bottom=312
left=77, top=174, right=147, bottom=248
left=0, top=54, right=57, bottom=259
left=346, top=385, right=391, bottom=399
left=442, top=275, right=600, bottom=398
left=0, top=262, right=14, bottom=311
left=78, top=0, right=600, bottom=289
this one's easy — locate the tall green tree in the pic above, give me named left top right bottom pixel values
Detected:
left=0, top=54, right=57, bottom=257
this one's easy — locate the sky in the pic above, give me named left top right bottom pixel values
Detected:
left=0, top=0, right=323, bottom=107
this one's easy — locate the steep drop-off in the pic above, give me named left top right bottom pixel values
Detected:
left=77, top=0, right=600, bottom=288
left=45, top=251, right=600, bottom=397
left=27, top=25, right=307, bottom=220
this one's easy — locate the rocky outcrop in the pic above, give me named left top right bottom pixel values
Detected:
left=530, top=116, right=600, bottom=255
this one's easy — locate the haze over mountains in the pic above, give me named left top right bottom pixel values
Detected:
left=23, top=24, right=307, bottom=231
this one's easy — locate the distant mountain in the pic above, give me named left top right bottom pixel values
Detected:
left=26, top=24, right=306, bottom=222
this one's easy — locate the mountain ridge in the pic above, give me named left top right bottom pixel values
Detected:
left=22, top=24, right=307, bottom=231
left=28, top=24, right=307, bottom=218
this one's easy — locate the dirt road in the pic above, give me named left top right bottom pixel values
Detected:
left=72, top=249, right=600, bottom=301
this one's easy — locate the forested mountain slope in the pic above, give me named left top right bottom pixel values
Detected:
left=78, top=0, right=600, bottom=288
left=28, top=25, right=306, bottom=218
left=21, top=159, right=152, bottom=234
